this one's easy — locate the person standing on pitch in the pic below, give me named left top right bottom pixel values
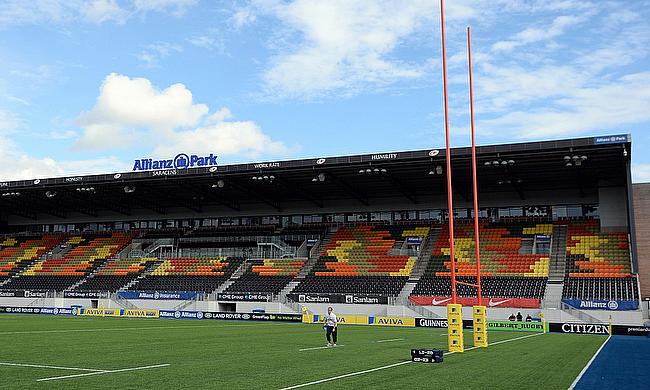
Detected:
left=324, top=306, right=338, bottom=347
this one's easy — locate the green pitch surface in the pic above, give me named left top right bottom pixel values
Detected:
left=0, top=315, right=605, bottom=389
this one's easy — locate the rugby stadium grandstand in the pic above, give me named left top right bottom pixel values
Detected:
left=0, top=134, right=646, bottom=322
left=2, top=134, right=650, bottom=389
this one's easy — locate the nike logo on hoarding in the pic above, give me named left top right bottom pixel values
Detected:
left=488, top=299, right=512, bottom=307
left=430, top=297, right=453, bottom=306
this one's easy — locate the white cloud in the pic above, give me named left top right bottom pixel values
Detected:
left=136, top=42, right=183, bottom=67
left=492, top=14, right=587, bottom=52
left=231, top=7, right=257, bottom=29
left=81, top=0, right=128, bottom=24
left=0, top=135, right=130, bottom=180
left=187, top=34, right=225, bottom=52
left=77, top=73, right=207, bottom=141
left=478, top=72, right=650, bottom=139
left=633, top=164, right=650, bottom=183
left=258, top=0, right=436, bottom=99
left=0, top=0, right=198, bottom=27
left=74, top=73, right=291, bottom=159
left=133, top=0, right=197, bottom=16
left=0, top=137, right=62, bottom=180
left=206, top=107, right=232, bottom=124
left=154, top=121, right=290, bottom=158
left=48, top=130, right=78, bottom=140
left=0, top=110, right=17, bottom=133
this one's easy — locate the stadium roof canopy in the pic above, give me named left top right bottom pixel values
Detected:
left=0, top=134, right=631, bottom=221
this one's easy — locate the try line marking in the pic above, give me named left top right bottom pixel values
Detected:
left=299, top=345, right=345, bottom=351
left=0, top=323, right=278, bottom=335
left=280, top=332, right=544, bottom=390
left=0, top=362, right=105, bottom=372
left=376, top=338, right=404, bottom=343
left=0, top=361, right=170, bottom=382
left=568, top=335, right=611, bottom=390
left=37, top=364, right=171, bottom=382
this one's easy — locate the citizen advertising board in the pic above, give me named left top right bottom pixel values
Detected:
left=288, top=293, right=388, bottom=305
left=562, top=299, right=639, bottom=311
left=548, top=322, right=610, bottom=335
left=217, top=293, right=272, bottom=302
left=409, top=296, right=541, bottom=308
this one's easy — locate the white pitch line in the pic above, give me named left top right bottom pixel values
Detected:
left=299, top=345, right=345, bottom=351
left=376, top=338, right=404, bottom=343
left=568, top=335, right=611, bottom=390
left=280, top=332, right=545, bottom=390
left=0, top=323, right=269, bottom=335
left=36, top=364, right=170, bottom=382
left=0, top=362, right=106, bottom=372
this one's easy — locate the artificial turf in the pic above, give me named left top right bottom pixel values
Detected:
left=0, top=314, right=605, bottom=389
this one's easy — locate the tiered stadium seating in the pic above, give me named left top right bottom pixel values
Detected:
left=413, top=221, right=550, bottom=298
left=431, top=221, right=551, bottom=277
left=563, top=219, right=638, bottom=301
left=73, top=257, right=159, bottom=292
left=563, top=277, right=638, bottom=301
left=565, top=220, right=631, bottom=277
left=295, top=225, right=423, bottom=296
left=314, top=225, right=417, bottom=276
left=2, top=232, right=135, bottom=291
left=225, top=259, right=306, bottom=294
left=0, top=235, right=63, bottom=279
left=412, top=276, right=547, bottom=299
left=129, top=257, right=243, bottom=293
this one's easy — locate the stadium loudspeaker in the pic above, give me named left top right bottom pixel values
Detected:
left=447, top=304, right=464, bottom=353
left=473, top=305, right=488, bottom=348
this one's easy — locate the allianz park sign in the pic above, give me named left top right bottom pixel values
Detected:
left=132, top=153, right=218, bottom=171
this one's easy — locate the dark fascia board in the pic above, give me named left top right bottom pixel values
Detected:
left=0, top=134, right=630, bottom=190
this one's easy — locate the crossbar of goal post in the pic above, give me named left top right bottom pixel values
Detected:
left=468, top=26, right=488, bottom=348
left=439, top=0, right=464, bottom=354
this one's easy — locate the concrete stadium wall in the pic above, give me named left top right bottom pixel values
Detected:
left=598, top=186, right=629, bottom=230
left=633, top=183, right=650, bottom=301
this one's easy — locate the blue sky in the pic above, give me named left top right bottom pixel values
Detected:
left=1, top=0, right=649, bottom=181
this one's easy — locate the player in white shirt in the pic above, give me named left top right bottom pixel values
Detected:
left=323, top=306, right=338, bottom=347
